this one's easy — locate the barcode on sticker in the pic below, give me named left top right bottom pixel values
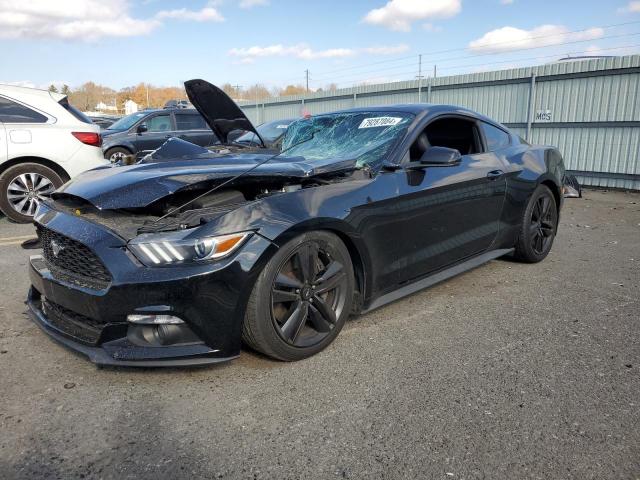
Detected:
left=358, top=117, right=402, bottom=129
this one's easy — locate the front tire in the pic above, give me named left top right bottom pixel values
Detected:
left=0, top=163, right=64, bottom=223
left=514, top=184, right=558, bottom=263
left=242, top=231, right=354, bottom=361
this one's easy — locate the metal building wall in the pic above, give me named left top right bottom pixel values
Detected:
left=239, top=55, right=640, bottom=190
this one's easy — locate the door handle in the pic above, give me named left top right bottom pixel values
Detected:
left=487, top=169, right=504, bottom=180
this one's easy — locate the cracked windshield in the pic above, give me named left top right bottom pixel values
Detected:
left=281, top=112, right=414, bottom=167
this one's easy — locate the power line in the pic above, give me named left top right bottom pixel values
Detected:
left=312, top=31, right=640, bottom=84
left=309, top=20, right=640, bottom=81
left=436, top=43, right=640, bottom=73
left=328, top=43, right=640, bottom=88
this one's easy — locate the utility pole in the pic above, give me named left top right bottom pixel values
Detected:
left=416, top=54, right=423, bottom=103
left=305, top=69, right=309, bottom=93
left=232, top=84, right=242, bottom=100
left=145, top=84, right=149, bottom=108
left=255, top=87, right=259, bottom=124
left=433, top=64, right=437, bottom=78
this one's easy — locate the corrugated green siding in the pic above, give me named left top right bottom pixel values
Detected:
left=239, top=54, right=640, bottom=189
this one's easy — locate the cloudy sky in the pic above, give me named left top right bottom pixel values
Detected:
left=1, top=0, right=639, bottom=91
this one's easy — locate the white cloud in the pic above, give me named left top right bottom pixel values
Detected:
left=0, top=80, right=37, bottom=88
left=229, top=43, right=412, bottom=62
left=0, top=0, right=161, bottom=40
left=422, top=23, right=443, bottom=32
left=362, top=44, right=410, bottom=55
left=239, top=0, right=269, bottom=8
left=363, top=0, right=461, bottom=32
left=500, top=0, right=514, bottom=4
left=618, top=1, right=640, bottom=13
left=584, top=45, right=604, bottom=55
left=156, top=5, right=224, bottom=22
left=468, top=25, right=604, bottom=53
left=229, top=44, right=357, bottom=61
left=0, top=0, right=224, bottom=41
left=0, top=80, right=72, bottom=90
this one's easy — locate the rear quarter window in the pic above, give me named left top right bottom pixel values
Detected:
left=58, top=97, right=93, bottom=124
left=481, top=122, right=511, bottom=151
left=0, top=96, right=48, bottom=123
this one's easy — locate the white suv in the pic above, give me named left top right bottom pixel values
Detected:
left=0, top=85, right=109, bottom=223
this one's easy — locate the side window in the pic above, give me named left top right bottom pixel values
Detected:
left=145, top=114, right=172, bottom=132
left=481, top=122, right=510, bottom=151
left=0, top=97, right=47, bottom=123
left=409, top=117, right=481, bottom=160
left=175, top=113, right=208, bottom=130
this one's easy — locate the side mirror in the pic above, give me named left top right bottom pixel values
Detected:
left=137, top=123, right=148, bottom=134
left=419, top=146, right=462, bottom=165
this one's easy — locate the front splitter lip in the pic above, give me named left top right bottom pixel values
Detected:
left=26, top=292, right=238, bottom=368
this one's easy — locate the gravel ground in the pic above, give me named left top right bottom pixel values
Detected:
left=0, top=188, right=638, bottom=480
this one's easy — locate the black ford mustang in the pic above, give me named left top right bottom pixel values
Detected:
left=27, top=80, right=565, bottom=366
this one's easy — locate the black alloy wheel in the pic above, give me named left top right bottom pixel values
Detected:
left=271, top=242, right=349, bottom=347
left=242, top=231, right=354, bottom=361
left=530, top=194, right=556, bottom=255
left=514, top=184, right=558, bottom=263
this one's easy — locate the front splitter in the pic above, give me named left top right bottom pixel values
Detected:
left=26, top=291, right=238, bottom=368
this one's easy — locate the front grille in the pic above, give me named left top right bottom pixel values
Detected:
left=37, top=225, right=112, bottom=290
left=42, top=298, right=105, bottom=345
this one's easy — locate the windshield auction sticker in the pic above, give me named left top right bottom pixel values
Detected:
left=358, top=117, right=402, bottom=129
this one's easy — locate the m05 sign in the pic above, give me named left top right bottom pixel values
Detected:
left=535, top=109, right=552, bottom=122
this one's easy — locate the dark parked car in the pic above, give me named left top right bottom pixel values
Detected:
left=164, top=99, right=191, bottom=109
left=89, top=115, right=121, bottom=129
left=234, top=118, right=297, bottom=148
left=27, top=79, right=565, bottom=367
left=101, top=108, right=217, bottom=163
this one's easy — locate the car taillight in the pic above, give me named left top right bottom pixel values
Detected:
left=71, top=131, right=102, bottom=147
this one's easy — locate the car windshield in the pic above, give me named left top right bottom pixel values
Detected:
left=235, top=119, right=294, bottom=144
left=106, top=112, right=148, bottom=131
left=280, top=111, right=414, bottom=168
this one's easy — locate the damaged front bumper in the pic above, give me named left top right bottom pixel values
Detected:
left=26, top=205, right=275, bottom=367
left=27, top=285, right=230, bottom=367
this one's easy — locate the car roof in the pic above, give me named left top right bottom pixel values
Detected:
left=136, top=108, right=200, bottom=115
left=0, top=83, right=65, bottom=102
left=322, top=103, right=505, bottom=128
left=263, top=118, right=298, bottom=124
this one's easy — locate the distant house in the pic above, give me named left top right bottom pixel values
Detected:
left=96, top=101, right=117, bottom=112
left=124, top=99, right=139, bottom=115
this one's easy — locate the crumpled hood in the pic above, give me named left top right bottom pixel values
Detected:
left=54, top=149, right=357, bottom=210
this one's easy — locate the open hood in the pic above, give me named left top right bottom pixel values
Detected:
left=184, top=79, right=265, bottom=146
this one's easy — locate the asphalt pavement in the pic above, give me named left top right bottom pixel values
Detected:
left=0, top=188, right=638, bottom=479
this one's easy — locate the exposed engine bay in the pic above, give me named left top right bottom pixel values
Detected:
left=50, top=166, right=362, bottom=240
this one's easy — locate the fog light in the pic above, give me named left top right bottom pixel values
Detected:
left=127, top=314, right=184, bottom=325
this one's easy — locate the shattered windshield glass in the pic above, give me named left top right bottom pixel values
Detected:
left=281, top=112, right=414, bottom=168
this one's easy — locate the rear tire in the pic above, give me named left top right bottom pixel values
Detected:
left=242, top=231, right=354, bottom=361
left=0, top=163, right=64, bottom=223
left=514, top=184, right=558, bottom=263
left=104, top=147, right=131, bottom=164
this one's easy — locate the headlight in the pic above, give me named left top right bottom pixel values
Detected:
left=128, top=229, right=252, bottom=266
